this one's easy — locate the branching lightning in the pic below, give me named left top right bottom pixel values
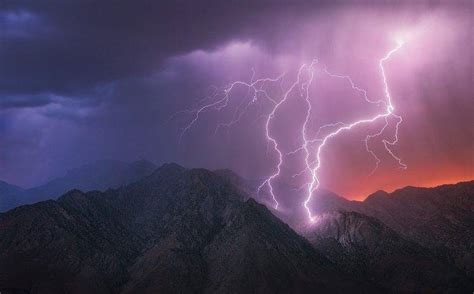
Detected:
left=257, top=60, right=318, bottom=209
left=178, top=73, right=285, bottom=142
left=300, top=40, right=407, bottom=221
left=174, top=40, right=408, bottom=222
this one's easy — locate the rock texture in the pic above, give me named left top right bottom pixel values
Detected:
left=230, top=175, right=474, bottom=290
left=293, top=180, right=474, bottom=291
left=0, top=164, right=372, bottom=294
left=1, top=163, right=472, bottom=293
left=361, top=182, right=474, bottom=279
left=304, top=211, right=472, bottom=292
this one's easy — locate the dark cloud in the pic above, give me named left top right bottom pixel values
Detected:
left=0, top=95, right=52, bottom=109
left=3, top=0, right=457, bottom=96
left=0, top=0, right=472, bottom=202
left=1, top=0, right=270, bottom=96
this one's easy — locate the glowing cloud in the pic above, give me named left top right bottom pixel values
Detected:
left=176, top=40, right=408, bottom=222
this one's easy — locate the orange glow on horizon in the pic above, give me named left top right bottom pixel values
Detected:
left=331, top=162, right=474, bottom=201
left=345, top=175, right=474, bottom=201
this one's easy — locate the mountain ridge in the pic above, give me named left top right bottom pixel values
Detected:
left=0, top=159, right=157, bottom=212
left=299, top=179, right=474, bottom=281
left=304, top=210, right=472, bottom=292
left=1, top=163, right=472, bottom=292
left=0, top=163, right=373, bottom=293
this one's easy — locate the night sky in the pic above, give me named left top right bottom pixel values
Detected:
left=1, top=1, right=472, bottom=207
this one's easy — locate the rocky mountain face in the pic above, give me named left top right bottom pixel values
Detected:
left=229, top=175, right=473, bottom=290
left=0, top=164, right=372, bottom=294
left=361, top=182, right=474, bottom=279
left=1, top=163, right=472, bottom=293
left=304, top=211, right=471, bottom=292
left=0, top=160, right=157, bottom=212
left=300, top=181, right=474, bottom=290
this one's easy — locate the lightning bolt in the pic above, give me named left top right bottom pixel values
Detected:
left=174, top=69, right=291, bottom=209
left=174, top=39, right=408, bottom=220
left=177, top=73, right=284, bottom=142
left=257, top=60, right=318, bottom=209
left=302, top=40, right=407, bottom=222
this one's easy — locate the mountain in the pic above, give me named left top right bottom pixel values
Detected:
left=361, top=182, right=474, bottom=279
left=300, top=181, right=474, bottom=281
left=0, top=181, right=25, bottom=212
left=218, top=172, right=474, bottom=283
left=304, top=210, right=471, bottom=292
left=0, top=159, right=157, bottom=212
left=0, top=164, right=373, bottom=294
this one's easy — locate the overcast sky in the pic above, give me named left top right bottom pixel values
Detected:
left=0, top=1, right=472, bottom=211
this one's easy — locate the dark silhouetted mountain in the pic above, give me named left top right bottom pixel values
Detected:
left=0, top=164, right=373, bottom=294
left=0, top=181, right=25, bottom=212
left=305, top=189, right=360, bottom=215
left=301, top=181, right=474, bottom=281
left=361, top=181, right=474, bottom=279
left=216, top=171, right=474, bottom=282
left=0, top=159, right=157, bottom=212
left=304, top=210, right=472, bottom=292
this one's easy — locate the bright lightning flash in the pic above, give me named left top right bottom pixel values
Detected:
left=174, top=40, right=408, bottom=222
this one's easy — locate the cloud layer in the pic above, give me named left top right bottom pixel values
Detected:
left=0, top=1, right=472, bottom=211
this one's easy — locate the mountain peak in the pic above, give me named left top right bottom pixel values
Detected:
left=305, top=209, right=472, bottom=292
left=147, top=162, right=186, bottom=179
left=364, top=190, right=390, bottom=203
left=0, top=166, right=372, bottom=293
left=1, top=159, right=160, bottom=212
left=157, top=162, right=185, bottom=171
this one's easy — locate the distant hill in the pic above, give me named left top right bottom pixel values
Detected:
left=0, top=164, right=372, bottom=293
left=0, top=160, right=157, bottom=212
left=0, top=181, right=26, bottom=212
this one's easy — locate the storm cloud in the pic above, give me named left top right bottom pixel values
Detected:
left=0, top=0, right=472, bottom=210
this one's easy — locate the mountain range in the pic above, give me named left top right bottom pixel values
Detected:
left=300, top=183, right=474, bottom=282
left=0, top=163, right=472, bottom=293
left=0, top=160, right=157, bottom=212
left=0, top=164, right=372, bottom=293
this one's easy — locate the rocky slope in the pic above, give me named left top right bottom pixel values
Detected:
left=296, top=181, right=474, bottom=281
left=0, top=164, right=372, bottom=294
left=304, top=211, right=472, bottom=292
left=361, top=182, right=474, bottom=278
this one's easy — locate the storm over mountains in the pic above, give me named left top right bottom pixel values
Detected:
left=1, top=1, right=473, bottom=293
